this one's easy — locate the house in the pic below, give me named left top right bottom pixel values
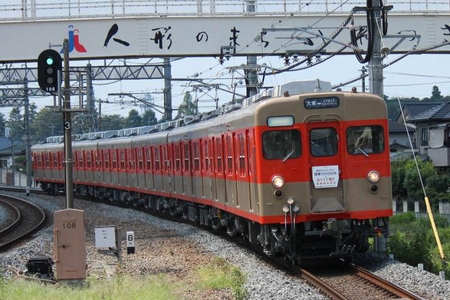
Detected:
left=395, top=102, right=440, bottom=124
left=388, top=120, right=416, bottom=161
left=406, top=102, right=450, bottom=167
left=0, top=136, right=26, bottom=169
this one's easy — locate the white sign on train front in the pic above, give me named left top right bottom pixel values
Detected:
left=312, top=165, right=339, bottom=189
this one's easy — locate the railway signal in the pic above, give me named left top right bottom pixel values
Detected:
left=37, top=49, right=62, bottom=93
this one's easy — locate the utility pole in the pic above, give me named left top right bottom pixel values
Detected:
left=62, top=39, right=74, bottom=209
left=359, top=66, right=367, bottom=92
left=369, top=0, right=387, bottom=98
left=23, top=78, right=32, bottom=191
left=246, top=0, right=258, bottom=97
left=163, top=58, right=172, bottom=121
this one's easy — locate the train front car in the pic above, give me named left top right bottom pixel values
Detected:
left=254, top=90, right=392, bottom=262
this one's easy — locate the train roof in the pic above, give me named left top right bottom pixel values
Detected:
left=38, top=79, right=334, bottom=145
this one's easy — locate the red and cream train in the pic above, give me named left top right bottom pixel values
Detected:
left=31, top=80, right=392, bottom=262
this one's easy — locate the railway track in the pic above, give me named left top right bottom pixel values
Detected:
left=0, top=193, right=47, bottom=251
left=301, top=263, right=426, bottom=300
left=0, top=186, right=429, bottom=299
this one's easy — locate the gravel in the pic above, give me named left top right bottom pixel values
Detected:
left=1, top=191, right=449, bottom=300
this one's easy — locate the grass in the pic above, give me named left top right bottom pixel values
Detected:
left=0, top=258, right=247, bottom=300
left=193, top=257, right=247, bottom=300
left=0, top=274, right=176, bottom=300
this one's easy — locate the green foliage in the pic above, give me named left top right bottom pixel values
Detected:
left=0, top=113, right=6, bottom=137
left=430, top=85, right=444, bottom=101
left=391, top=160, right=408, bottom=200
left=142, top=109, right=157, bottom=125
left=402, top=159, right=435, bottom=200
left=194, top=257, right=247, bottom=300
left=175, top=92, right=197, bottom=119
left=390, top=211, right=416, bottom=225
left=391, top=158, right=450, bottom=206
left=126, top=109, right=143, bottom=128
left=30, top=107, right=64, bottom=142
left=2, top=274, right=178, bottom=300
left=0, top=259, right=247, bottom=300
left=428, top=228, right=450, bottom=278
left=99, top=114, right=125, bottom=131
left=389, top=213, right=450, bottom=279
left=389, top=230, right=431, bottom=268
left=0, top=271, right=6, bottom=300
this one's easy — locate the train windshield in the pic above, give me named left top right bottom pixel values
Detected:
left=262, top=130, right=301, bottom=160
left=347, top=125, right=384, bottom=155
left=310, top=128, right=338, bottom=157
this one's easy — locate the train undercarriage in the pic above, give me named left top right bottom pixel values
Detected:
left=39, top=181, right=389, bottom=264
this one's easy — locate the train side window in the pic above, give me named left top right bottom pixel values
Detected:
left=310, top=128, right=338, bottom=157
left=53, top=153, right=58, bottom=168
left=216, top=138, right=223, bottom=174
left=262, top=130, right=301, bottom=160
left=138, top=148, right=143, bottom=170
left=104, top=150, right=110, bottom=169
left=86, top=151, right=91, bottom=169
left=174, top=144, right=181, bottom=172
left=112, top=150, right=117, bottom=170
left=347, top=126, right=384, bottom=155
left=145, top=147, right=152, bottom=171
left=44, top=153, right=50, bottom=168
left=183, top=143, right=190, bottom=172
left=193, top=142, right=200, bottom=173
left=155, top=147, right=160, bottom=171
left=120, top=149, right=126, bottom=170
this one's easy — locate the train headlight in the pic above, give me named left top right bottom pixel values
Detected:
left=367, top=170, right=380, bottom=183
left=272, top=175, right=285, bottom=188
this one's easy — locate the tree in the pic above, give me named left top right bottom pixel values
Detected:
left=0, top=113, right=6, bottom=137
left=126, top=109, right=142, bottom=128
left=403, top=158, right=434, bottom=201
left=100, top=114, right=125, bottom=131
left=175, top=91, right=197, bottom=119
left=430, top=85, right=443, bottom=101
left=30, top=107, right=64, bottom=142
left=142, top=109, right=157, bottom=126
left=391, top=160, right=408, bottom=200
left=7, top=106, right=24, bottom=142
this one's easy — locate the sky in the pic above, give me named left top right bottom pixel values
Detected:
left=1, top=44, right=449, bottom=122
left=88, top=51, right=450, bottom=119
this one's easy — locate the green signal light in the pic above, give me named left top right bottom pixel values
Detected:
left=46, top=57, right=54, bottom=65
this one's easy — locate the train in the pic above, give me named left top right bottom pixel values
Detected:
left=31, top=80, right=392, bottom=263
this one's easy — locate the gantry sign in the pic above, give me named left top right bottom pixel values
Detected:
left=1, top=10, right=450, bottom=63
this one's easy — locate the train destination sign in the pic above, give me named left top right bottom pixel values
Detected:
left=312, top=165, right=339, bottom=189
left=304, top=97, right=339, bottom=109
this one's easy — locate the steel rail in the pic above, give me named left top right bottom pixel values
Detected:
left=0, top=199, right=20, bottom=234
left=353, top=264, right=426, bottom=300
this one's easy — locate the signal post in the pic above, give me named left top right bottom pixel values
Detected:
left=38, top=39, right=87, bottom=280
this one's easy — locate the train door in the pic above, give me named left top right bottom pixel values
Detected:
left=153, top=146, right=163, bottom=191
left=236, top=131, right=251, bottom=211
left=173, top=142, right=182, bottom=196
left=129, top=147, right=137, bottom=188
left=163, top=143, right=172, bottom=194
left=225, top=133, right=237, bottom=207
left=214, top=136, right=226, bottom=203
left=307, top=121, right=345, bottom=213
left=192, top=140, right=204, bottom=199
left=202, top=139, right=214, bottom=200
left=145, top=147, right=154, bottom=191
left=103, top=149, right=111, bottom=185
left=182, top=142, right=193, bottom=196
